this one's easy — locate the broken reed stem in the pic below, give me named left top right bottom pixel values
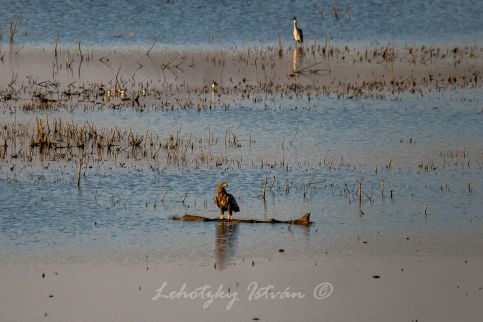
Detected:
left=99, top=51, right=111, bottom=62
left=54, top=35, right=59, bottom=58
left=161, top=189, right=170, bottom=202
left=290, top=61, right=325, bottom=76
left=289, top=129, right=298, bottom=145
left=83, top=156, right=89, bottom=176
left=77, top=155, right=84, bottom=188
left=8, top=14, right=20, bottom=43
left=263, top=176, right=268, bottom=201
left=269, top=175, right=276, bottom=191
left=358, top=181, right=364, bottom=215
left=115, top=64, right=122, bottom=82
left=182, top=192, right=188, bottom=205
left=78, top=40, right=84, bottom=61
left=146, top=34, right=161, bottom=56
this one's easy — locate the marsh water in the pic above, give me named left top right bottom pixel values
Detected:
left=1, top=0, right=483, bottom=47
left=1, top=0, right=483, bottom=267
left=1, top=89, right=482, bottom=265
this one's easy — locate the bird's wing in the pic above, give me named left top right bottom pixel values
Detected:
left=215, top=193, right=228, bottom=209
left=227, top=193, right=240, bottom=212
left=299, top=28, right=304, bottom=42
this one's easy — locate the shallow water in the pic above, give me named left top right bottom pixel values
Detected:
left=1, top=91, right=482, bottom=264
left=1, top=0, right=482, bottom=263
left=1, top=0, right=483, bottom=48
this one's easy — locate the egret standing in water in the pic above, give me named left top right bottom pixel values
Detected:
left=292, top=16, right=304, bottom=45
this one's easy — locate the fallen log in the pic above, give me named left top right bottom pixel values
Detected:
left=170, top=213, right=312, bottom=226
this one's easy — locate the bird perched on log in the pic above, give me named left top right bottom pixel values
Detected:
left=292, top=16, right=304, bottom=45
left=214, top=182, right=240, bottom=220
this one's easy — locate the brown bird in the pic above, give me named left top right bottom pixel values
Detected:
left=214, top=182, right=240, bottom=220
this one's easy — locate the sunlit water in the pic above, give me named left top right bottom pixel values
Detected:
left=1, top=0, right=483, bottom=265
left=1, top=0, right=483, bottom=48
left=1, top=91, right=482, bottom=264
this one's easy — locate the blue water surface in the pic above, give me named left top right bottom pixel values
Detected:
left=1, top=0, right=482, bottom=48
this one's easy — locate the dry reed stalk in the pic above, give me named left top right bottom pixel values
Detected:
left=78, top=41, right=84, bottom=61
left=77, top=155, right=83, bottom=187
left=8, top=14, right=20, bottom=42
left=358, top=182, right=364, bottom=215
left=146, top=34, right=161, bottom=56
left=262, top=176, right=268, bottom=200
left=54, top=35, right=59, bottom=58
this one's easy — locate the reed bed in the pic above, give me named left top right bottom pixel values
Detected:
left=0, top=43, right=481, bottom=209
left=0, top=44, right=481, bottom=112
left=0, top=117, right=261, bottom=170
left=1, top=117, right=481, bottom=175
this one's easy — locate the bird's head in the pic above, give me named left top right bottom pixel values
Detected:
left=292, top=16, right=297, bottom=21
left=217, top=182, right=228, bottom=193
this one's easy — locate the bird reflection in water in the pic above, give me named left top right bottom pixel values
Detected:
left=291, top=47, right=304, bottom=75
left=215, top=221, right=239, bottom=270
